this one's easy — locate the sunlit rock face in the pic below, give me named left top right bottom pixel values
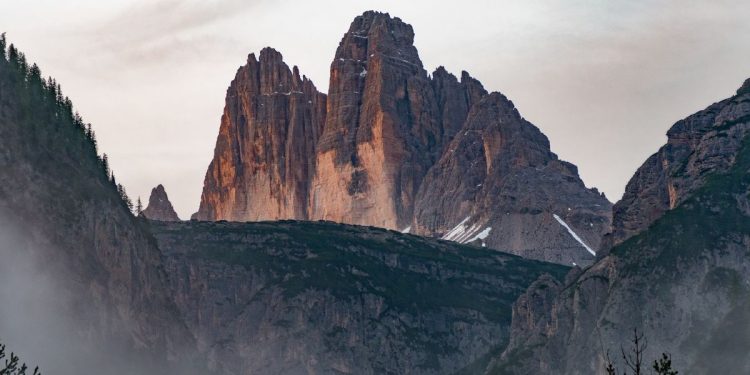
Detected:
left=141, top=184, right=180, bottom=221
left=195, top=11, right=612, bottom=265
left=193, top=48, right=326, bottom=222
left=310, top=11, right=446, bottom=230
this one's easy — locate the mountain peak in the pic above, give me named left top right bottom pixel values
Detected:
left=142, top=184, right=180, bottom=221
left=259, top=46, right=283, bottom=62
left=337, top=10, right=421, bottom=69
left=738, top=77, right=750, bottom=95
left=194, top=47, right=326, bottom=222
left=198, top=12, right=610, bottom=264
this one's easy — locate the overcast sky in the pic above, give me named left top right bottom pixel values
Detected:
left=2, top=0, right=748, bottom=218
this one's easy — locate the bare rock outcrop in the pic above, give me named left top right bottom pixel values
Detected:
left=310, top=11, right=444, bottom=229
left=413, top=93, right=612, bottom=265
left=141, top=184, right=180, bottom=221
left=603, top=78, right=750, bottom=252
left=194, top=11, right=612, bottom=265
left=490, top=78, right=750, bottom=374
left=193, top=48, right=326, bottom=221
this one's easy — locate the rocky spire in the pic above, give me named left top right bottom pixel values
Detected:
left=310, top=11, right=443, bottom=229
left=193, top=48, right=326, bottom=221
left=142, top=184, right=180, bottom=221
left=192, top=11, right=613, bottom=265
left=737, top=77, right=750, bottom=95
left=431, top=67, right=487, bottom=151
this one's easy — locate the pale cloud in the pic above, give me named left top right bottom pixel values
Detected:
left=72, top=0, right=265, bottom=66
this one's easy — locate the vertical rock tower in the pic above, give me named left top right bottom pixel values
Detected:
left=141, top=184, right=180, bottom=221
left=193, top=48, right=326, bottom=221
left=310, top=11, right=443, bottom=229
left=194, top=11, right=613, bottom=264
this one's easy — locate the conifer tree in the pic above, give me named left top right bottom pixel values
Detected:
left=603, top=329, right=679, bottom=375
left=652, top=353, right=678, bottom=375
left=116, top=183, right=133, bottom=213
left=0, top=33, right=6, bottom=60
left=101, top=153, right=110, bottom=176
left=8, top=44, right=18, bottom=67
left=86, top=124, right=97, bottom=152
left=16, top=51, right=28, bottom=77
left=0, top=341, right=41, bottom=375
left=28, top=63, right=41, bottom=83
left=136, top=197, right=143, bottom=216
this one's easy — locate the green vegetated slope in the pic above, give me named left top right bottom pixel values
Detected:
left=149, top=219, right=570, bottom=375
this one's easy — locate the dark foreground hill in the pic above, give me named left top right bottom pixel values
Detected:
left=149, top=219, right=568, bottom=374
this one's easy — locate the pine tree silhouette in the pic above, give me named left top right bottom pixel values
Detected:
left=0, top=341, right=41, bottom=375
left=603, top=329, right=678, bottom=375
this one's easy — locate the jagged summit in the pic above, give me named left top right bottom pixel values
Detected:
left=141, top=184, right=180, bottom=221
left=194, top=11, right=612, bottom=265
left=413, top=92, right=611, bottom=265
left=193, top=46, right=326, bottom=222
left=738, top=77, right=750, bottom=95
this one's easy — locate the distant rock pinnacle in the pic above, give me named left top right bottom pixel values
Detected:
left=142, top=184, right=180, bottom=221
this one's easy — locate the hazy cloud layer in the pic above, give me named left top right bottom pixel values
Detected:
left=1, top=0, right=748, bottom=216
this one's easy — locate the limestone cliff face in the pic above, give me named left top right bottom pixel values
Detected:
left=413, top=93, right=612, bottom=265
left=141, top=184, right=180, bottom=221
left=490, top=79, right=750, bottom=375
left=431, top=67, right=488, bottom=151
left=193, top=48, right=326, bottom=221
left=310, top=11, right=444, bottom=230
left=195, top=11, right=612, bottom=266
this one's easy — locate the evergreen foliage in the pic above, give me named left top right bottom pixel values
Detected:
left=603, top=329, right=678, bottom=375
left=0, top=341, right=40, bottom=375
left=0, top=34, right=134, bottom=215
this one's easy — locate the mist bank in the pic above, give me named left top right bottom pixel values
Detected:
left=0, top=215, right=186, bottom=375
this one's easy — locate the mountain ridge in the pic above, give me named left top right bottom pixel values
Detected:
left=489, top=77, right=750, bottom=374
left=195, top=11, right=612, bottom=265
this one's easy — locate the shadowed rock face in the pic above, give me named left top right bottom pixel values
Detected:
left=141, top=184, right=180, bottom=221
left=602, top=78, right=750, bottom=253
left=413, top=93, right=612, bottom=265
left=194, top=11, right=612, bottom=265
left=489, top=79, right=750, bottom=375
left=193, top=48, right=326, bottom=222
left=431, top=67, right=488, bottom=152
